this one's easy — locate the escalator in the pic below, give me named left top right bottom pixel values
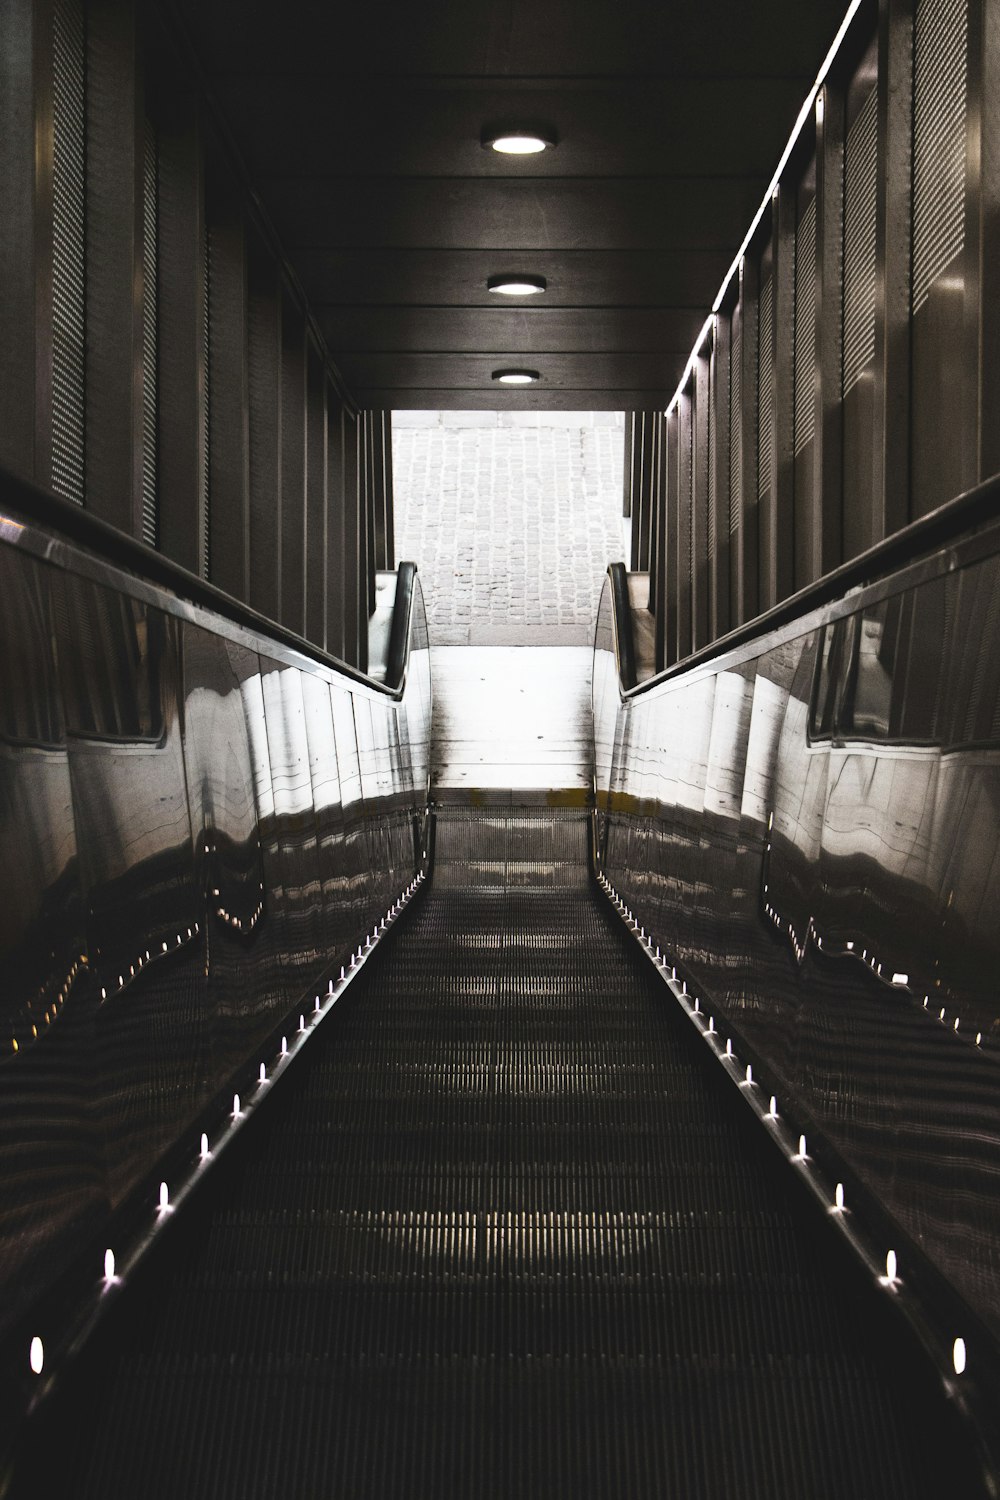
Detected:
left=14, top=809, right=981, bottom=1498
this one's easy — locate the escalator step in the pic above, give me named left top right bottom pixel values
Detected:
left=33, top=811, right=980, bottom=1498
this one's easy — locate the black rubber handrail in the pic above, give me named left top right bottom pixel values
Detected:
left=0, top=462, right=419, bottom=700
left=385, top=561, right=417, bottom=692
left=607, top=562, right=637, bottom=691
left=611, top=470, right=1000, bottom=699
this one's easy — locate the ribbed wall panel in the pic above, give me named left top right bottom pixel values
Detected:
left=201, top=231, right=211, bottom=580
left=52, top=0, right=87, bottom=507
left=683, top=402, right=694, bottom=601
left=757, top=276, right=773, bottom=502
left=842, top=88, right=878, bottom=396
left=794, top=198, right=816, bottom=456
left=729, top=319, right=741, bottom=538
left=707, top=383, right=716, bottom=567
left=141, top=122, right=158, bottom=548
left=912, top=0, right=967, bottom=314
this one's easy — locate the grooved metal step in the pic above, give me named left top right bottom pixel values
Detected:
left=25, top=810, right=979, bottom=1498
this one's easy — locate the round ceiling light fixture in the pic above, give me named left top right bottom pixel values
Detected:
left=487, top=274, right=547, bottom=297
left=482, top=127, right=557, bottom=155
left=492, top=368, right=540, bottom=385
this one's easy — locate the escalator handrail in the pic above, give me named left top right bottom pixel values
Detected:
left=606, top=561, right=637, bottom=692
left=604, top=469, right=1000, bottom=701
left=0, top=460, right=422, bottom=701
left=385, top=560, right=418, bottom=692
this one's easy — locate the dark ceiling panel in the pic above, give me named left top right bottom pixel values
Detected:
left=215, top=79, right=811, bottom=180
left=173, top=0, right=862, bottom=408
left=335, top=350, right=685, bottom=393
left=291, top=249, right=732, bottom=308
left=316, top=307, right=704, bottom=356
left=266, top=177, right=762, bottom=252
left=180, top=0, right=846, bottom=81
left=357, top=388, right=662, bottom=411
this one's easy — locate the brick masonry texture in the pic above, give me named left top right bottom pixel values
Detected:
left=392, top=411, right=626, bottom=646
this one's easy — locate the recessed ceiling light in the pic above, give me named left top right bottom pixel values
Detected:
left=487, top=275, right=547, bottom=296
left=492, top=368, right=540, bottom=385
left=482, top=128, right=557, bottom=155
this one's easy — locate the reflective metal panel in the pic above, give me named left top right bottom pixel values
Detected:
left=331, top=687, right=369, bottom=940
left=597, top=536, right=1000, bottom=1343
left=0, top=522, right=431, bottom=1357
left=0, top=551, right=99, bottom=1324
left=299, top=670, right=353, bottom=966
left=180, top=626, right=279, bottom=1080
left=53, top=572, right=202, bottom=1207
left=259, top=657, right=325, bottom=987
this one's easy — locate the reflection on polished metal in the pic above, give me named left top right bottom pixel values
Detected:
left=0, top=501, right=432, bottom=1425
left=593, top=511, right=1000, bottom=1450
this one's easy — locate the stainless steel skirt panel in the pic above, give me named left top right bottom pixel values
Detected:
left=0, top=523, right=431, bottom=1345
left=595, top=531, right=1000, bottom=1343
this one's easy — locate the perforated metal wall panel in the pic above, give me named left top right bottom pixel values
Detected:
left=729, top=317, right=741, bottom=538
left=912, top=0, right=967, bottom=314
left=757, top=275, right=773, bottom=503
left=707, top=355, right=717, bottom=563
left=201, top=231, right=211, bottom=579
left=141, top=121, right=159, bottom=548
left=842, top=87, right=877, bottom=396
left=52, top=0, right=87, bottom=507
left=683, top=397, right=694, bottom=600
left=793, top=197, right=816, bottom=456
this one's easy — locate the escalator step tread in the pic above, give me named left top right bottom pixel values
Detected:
left=46, top=813, right=976, bottom=1498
